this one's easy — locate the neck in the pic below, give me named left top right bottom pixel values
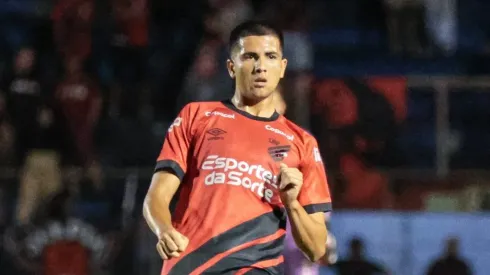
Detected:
left=231, top=91, right=276, bottom=118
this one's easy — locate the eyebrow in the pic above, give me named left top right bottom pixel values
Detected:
left=241, top=51, right=280, bottom=56
left=265, top=51, right=280, bottom=56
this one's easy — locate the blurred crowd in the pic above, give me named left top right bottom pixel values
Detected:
left=0, top=0, right=481, bottom=215
left=0, top=0, right=488, bottom=274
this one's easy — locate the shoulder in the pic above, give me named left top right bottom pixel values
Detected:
left=180, top=101, right=228, bottom=114
left=179, top=101, right=227, bottom=119
left=178, top=101, right=236, bottom=127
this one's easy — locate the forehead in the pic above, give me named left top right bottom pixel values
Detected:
left=236, top=35, right=282, bottom=54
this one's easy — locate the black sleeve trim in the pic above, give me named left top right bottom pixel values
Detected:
left=303, top=203, right=332, bottom=214
left=154, top=160, right=185, bottom=181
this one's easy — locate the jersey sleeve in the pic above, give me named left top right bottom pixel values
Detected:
left=154, top=104, right=195, bottom=181
left=298, top=137, right=332, bottom=214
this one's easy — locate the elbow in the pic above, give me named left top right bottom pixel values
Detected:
left=316, top=244, right=327, bottom=261
left=304, top=231, right=328, bottom=262
left=303, top=243, right=326, bottom=262
left=142, top=195, right=151, bottom=222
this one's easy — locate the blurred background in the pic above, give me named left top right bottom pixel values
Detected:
left=0, top=0, right=489, bottom=274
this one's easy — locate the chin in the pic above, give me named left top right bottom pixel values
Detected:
left=250, top=88, right=273, bottom=99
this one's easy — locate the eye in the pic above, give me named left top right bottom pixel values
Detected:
left=243, top=53, right=254, bottom=60
left=267, top=54, right=278, bottom=59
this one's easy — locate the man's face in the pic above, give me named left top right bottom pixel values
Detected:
left=227, top=35, right=287, bottom=101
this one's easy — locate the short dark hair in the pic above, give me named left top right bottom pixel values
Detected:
left=228, top=20, right=284, bottom=54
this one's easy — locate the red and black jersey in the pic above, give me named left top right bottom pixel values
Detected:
left=155, top=100, right=332, bottom=274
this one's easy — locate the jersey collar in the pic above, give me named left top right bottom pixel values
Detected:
left=221, top=99, right=280, bottom=122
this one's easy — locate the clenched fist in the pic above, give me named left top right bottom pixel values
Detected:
left=156, top=228, right=189, bottom=260
left=278, top=163, right=303, bottom=206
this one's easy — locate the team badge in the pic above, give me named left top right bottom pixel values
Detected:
left=268, top=145, right=291, bottom=162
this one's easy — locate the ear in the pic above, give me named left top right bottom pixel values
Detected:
left=280, top=58, right=288, bottom=78
left=226, top=59, right=235, bottom=79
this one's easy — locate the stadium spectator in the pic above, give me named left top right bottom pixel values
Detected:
left=110, top=0, right=150, bottom=118
left=52, top=0, right=94, bottom=62
left=55, top=57, right=101, bottom=169
left=54, top=57, right=103, bottom=193
left=0, top=47, right=43, bottom=165
left=0, top=47, right=66, bottom=225
left=426, top=237, right=472, bottom=275
left=15, top=103, right=65, bottom=225
left=331, top=237, right=389, bottom=275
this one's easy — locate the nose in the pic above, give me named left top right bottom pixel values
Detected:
left=254, top=59, right=267, bottom=74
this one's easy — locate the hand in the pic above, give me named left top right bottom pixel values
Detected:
left=156, top=228, right=189, bottom=260
left=278, top=163, right=303, bottom=206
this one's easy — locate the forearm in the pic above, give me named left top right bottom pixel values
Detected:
left=143, top=193, right=173, bottom=237
left=286, top=200, right=327, bottom=262
left=143, top=171, right=182, bottom=238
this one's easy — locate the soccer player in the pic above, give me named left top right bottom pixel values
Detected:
left=143, top=20, right=332, bottom=274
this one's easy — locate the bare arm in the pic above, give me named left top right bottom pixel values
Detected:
left=143, top=171, right=181, bottom=237
left=286, top=202, right=327, bottom=262
left=279, top=160, right=330, bottom=262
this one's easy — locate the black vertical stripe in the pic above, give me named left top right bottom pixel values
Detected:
left=169, top=211, right=286, bottom=275
left=202, top=236, right=285, bottom=274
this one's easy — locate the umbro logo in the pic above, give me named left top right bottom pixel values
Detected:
left=207, top=128, right=226, bottom=140
left=268, top=138, right=280, bottom=146
left=268, top=145, right=291, bottom=162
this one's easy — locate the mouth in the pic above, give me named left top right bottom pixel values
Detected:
left=253, top=78, right=267, bottom=88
